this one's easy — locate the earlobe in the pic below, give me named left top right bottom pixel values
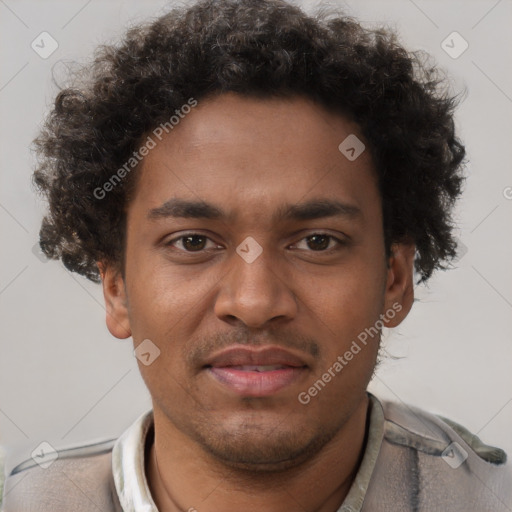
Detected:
left=382, top=243, right=415, bottom=328
left=97, top=262, right=132, bottom=339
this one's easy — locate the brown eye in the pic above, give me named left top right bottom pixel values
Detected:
left=292, top=233, right=347, bottom=253
left=181, top=235, right=207, bottom=251
left=306, top=234, right=331, bottom=251
left=166, top=233, right=217, bottom=252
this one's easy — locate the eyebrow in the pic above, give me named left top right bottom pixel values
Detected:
left=147, top=198, right=362, bottom=222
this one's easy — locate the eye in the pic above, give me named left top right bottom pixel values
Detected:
left=166, top=233, right=220, bottom=252
left=293, top=233, right=345, bottom=252
left=164, top=232, right=346, bottom=254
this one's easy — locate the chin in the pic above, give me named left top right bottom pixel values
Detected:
left=191, top=419, right=340, bottom=473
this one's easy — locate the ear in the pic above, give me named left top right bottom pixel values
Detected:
left=97, top=262, right=131, bottom=339
left=382, top=242, right=415, bottom=328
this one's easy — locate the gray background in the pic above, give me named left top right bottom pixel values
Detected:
left=1, top=0, right=511, bottom=475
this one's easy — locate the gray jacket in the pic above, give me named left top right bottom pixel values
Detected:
left=2, top=398, right=511, bottom=511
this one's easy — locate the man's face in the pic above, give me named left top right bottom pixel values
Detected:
left=103, top=92, right=413, bottom=470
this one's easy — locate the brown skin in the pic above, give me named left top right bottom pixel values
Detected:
left=100, top=92, right=415, bottom=512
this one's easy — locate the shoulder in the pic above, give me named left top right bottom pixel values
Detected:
left=1, top=439, right=122, bottom=512
left=381, top=401, right=507, bottom=467
left=366, top=395, right=512, bottom=511
left=381, top=398, right=508, bottom=463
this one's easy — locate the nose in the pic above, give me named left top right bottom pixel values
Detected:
left=214, top=241, right=298, bottom=328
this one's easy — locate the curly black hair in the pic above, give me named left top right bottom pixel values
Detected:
left=33, top=0, right=465, bottom=284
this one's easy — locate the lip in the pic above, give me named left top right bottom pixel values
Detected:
left=204, top=345, right=309, bottom=397
left=205, top=346, right=308, bottom=368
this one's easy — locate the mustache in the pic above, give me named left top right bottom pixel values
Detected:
left=185, top=327, right=320, bottom=367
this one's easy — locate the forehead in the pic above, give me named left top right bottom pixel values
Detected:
left=128, top=92, right=380, bottom=226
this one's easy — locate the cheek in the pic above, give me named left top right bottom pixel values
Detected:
left=125, top=257, right=203, bottom=332
left=126, top=276, right=194, bottom=397
left=298, top=271, right=383, bottom=405
left=298, top=266, right=386, bottom=396
left=303, top=256, right=386, bottom=330
left=124, top=263, right=223, bottom=389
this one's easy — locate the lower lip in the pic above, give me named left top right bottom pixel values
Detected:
left=207, top=366, right=306, bottom=397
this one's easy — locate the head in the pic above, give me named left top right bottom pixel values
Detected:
left=33, top=0, right=465, bottom=471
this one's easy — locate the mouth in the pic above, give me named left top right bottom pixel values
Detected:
left=204, top=346, right=309, bottom=397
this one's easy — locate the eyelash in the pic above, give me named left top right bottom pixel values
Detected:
left=165, top=232, right=347, bottom=254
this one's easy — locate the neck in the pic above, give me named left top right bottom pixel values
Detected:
left=146, top=395, right=370, bottom=512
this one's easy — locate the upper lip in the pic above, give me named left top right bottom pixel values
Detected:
left=205, top=346, right=308, bottom=368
